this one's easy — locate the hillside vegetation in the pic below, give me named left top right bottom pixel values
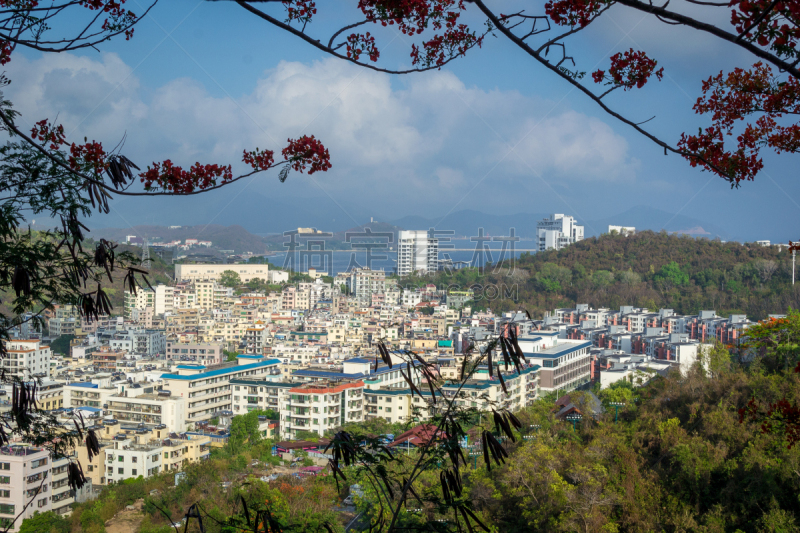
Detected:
left=403, top=232, right=800, bottom=319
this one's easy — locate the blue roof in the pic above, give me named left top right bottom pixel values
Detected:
left=161, top=359, right=281, bottom=381
left=176, top=365, right=206, bottom=369
left=76, top=406, right=102, bottom=412
left=519, top=336, right=542, bottom=342
left=526, top=342, right=592, bottom=359
left=345, top=357, right=374, bottom=364
left=237, top=355, right=264, bottom=359
left=69, top=382, right=98, bottom=388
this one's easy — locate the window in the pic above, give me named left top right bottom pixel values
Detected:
left=132, top=457, right=138, bottom=463
left=132, top=469, right=137, bottom=476
left=0, top=491, right=8, bottom=498
left=164, top=453, right=168, bottom=459
left=0, top=464, right=8, bottom=471
left=38, top=499, right=47, bottom=508
left=118, top=468, right=124, bottom=474
left=0, top=477, right=9, bottom=485
left=118, top=456, right=124, bottom=462
left=0, top=504, right=14, bottom=515
left=87, top=465, right=94, bottom=472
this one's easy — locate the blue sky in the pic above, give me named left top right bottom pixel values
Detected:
left=11, top=0, right=800, bottom=241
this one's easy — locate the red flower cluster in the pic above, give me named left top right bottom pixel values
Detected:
left=410, top=21, right=481, bottom=67
left=593, top=49, right=664, bottom=90
left=740, top=395, right=800, bottom=449
left=545, top=0, right=602, bottom=28
left=139, top=161, right=233, bottom=194
left=355, top=0, right=479, bottom=68
left=282, top=0, right=317, bottom=24
left=69, top=140, right=108, bottom=175
left=242, top=147, right=276, bottom=171
left=346, top=32, right=380, bottom=62
left=80, top=0, right=137, bottom=40
left=281, top=135, right=331, bottom=174
left=730, top=0, right=800, bottom=58
left=30, top=119, right=67, bottom=150
left=677, top=62, right=800, bottom=183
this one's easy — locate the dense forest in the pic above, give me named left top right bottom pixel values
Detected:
left=400, top=232, right=800, bottom=319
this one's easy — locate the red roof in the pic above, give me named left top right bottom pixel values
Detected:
left=388, top=424, right=444, bottom=448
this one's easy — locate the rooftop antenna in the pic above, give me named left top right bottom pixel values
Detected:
left=142, top=238, right=151, bottom=269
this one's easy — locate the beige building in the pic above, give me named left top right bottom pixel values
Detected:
left=175, top=264, right=269, bottom=283
left=107, top=393, right=188, bottom=432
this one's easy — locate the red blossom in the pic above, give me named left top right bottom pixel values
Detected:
left=69, top=140, right=108, bottom=175
left=281, top=135, right=331, bottom=175
left=597, top=49, right=664, bottom=90
left=242, top=148, right=276, bottom=171
left=282, top=0, right=317, bottom=24
left=545, top=0, right=602, bottom=28
left=355, top=0, right=480, bottom=68
left=30, top=119, right=67, bottom=150
left=729, top=0, right=800, bottom=59
left=346, top=32, right=380, bottom=62
left=139, top=161, right=233, bottom=194
left=678, top=62, right=800, bottom=184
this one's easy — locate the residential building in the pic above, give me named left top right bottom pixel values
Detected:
left=397, top=230, right=438, bottom=276
left=536, top=214, right=584, bottom=251
left=2, top=340, right=51, bottom=380
left=124, top=284, right=175, bottom=317
left=165, top=341, right=224, bottom=365
left=160, top=359, right=282, bottom=426
left=0, top=446, right=53, bottom=532
left=347, top=268, right=386, bottom=306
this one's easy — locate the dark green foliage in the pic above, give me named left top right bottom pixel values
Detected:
left=48, top=334, right=74, bottom=356
left=18, top=511, right=70, bottom=533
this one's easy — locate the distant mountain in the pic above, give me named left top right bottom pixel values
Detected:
left=91, top=225, right=267, bottom=254
left=391, top=210, right=547, bottom=239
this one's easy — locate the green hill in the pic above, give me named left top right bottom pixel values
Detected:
left=405, top=231, right=800, bottom=319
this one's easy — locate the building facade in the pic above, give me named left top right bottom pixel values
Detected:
left=397, top=230, right=438, bottom=276
left=537, top=214, right=584, bottom=251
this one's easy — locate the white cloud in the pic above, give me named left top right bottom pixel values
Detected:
left=4, top=53, right=637, bottom=205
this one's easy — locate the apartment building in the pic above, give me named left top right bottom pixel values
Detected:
left=397, top=230, right=438, bottom=276
left=536, top=214, right=584, bottom=252
left=0, top=446, right=53, bottom=532
left=165, top=341, right=223, bottom=365
left=50, top=456, right=75, bottom=516
left=2, top=340, right=51, bottom=380
left=347, top=269, right=387, bottom=306
left=523, top=339, right=592, bottom=393
left=91, top=346, right=126, bottom=372
left=231, top=379, right=294, bottom=415
left=174, top=264, right=269, bottom=283
left=124, top=284, right=175, bottom=317
left=160, top=359, right=282, bottom=425
left=107, top=392, right=188, bottom=432
left=281, top=381, right=365, bottom=437
left=63, top=382, right=118, bottom=409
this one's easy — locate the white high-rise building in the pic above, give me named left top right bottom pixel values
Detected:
left=2, top=340, right=51, bottom=380
left=124, top=284, right=175, bottom=317
left=536, top=214, right=584, bottom=252
left=397, top=230, right=438, bottom=276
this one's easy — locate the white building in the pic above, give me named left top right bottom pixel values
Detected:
left=347, top=268, right=386, bottom=306
left=0, top=446, right=53, bottom=531
left=124, top=284, right=175, bottom=317
left=2, top=340, right=51, bottom=380
left=397, top=230, right=438, bottom=276
left=537, top=214, right=584, bottom=252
